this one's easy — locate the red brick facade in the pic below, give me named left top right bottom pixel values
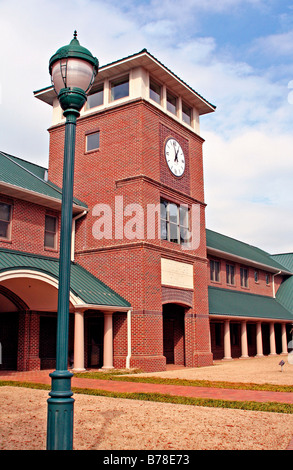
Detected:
left=207, top=255, right=283, bottom=297
left=0, top=195, right=60, bottom=258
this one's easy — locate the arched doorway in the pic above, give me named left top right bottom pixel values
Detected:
left=163, top=304, right=185, bottom=366
left=0, top=286, right=28, bottom=370
left=0, top=270, right=78, bottom=371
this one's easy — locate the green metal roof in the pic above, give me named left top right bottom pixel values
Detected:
left=269, top=254, right=293, bottom=315
left=271, top=253, right=293, bottom=273
left=208, top=286, right=293, bottom=321
left=2, top=152, right=48, bottom=179
left=0, top=151, right=87, bottom=209
left=0, top=248, right=130, bottom=308
left=206, top=229, right=289, bottom=273
left=275, top=277, right=293, bottom=315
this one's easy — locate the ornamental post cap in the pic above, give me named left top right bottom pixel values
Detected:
left=49, top=31, right=99, bottom=74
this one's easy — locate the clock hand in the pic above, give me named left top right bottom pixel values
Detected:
left=174, top=148, right=179, bottom=162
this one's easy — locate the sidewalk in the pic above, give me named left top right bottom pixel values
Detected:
left=0, top=369, right=292, bottom=404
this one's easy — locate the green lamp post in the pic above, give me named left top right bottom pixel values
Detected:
left=46, top=31, right=98, bottom=450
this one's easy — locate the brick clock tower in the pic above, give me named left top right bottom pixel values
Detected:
left=35, top=49, right=215, bottom=371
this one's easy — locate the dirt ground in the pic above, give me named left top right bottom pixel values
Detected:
left=0, top=356, right=293, bottom=451
left=133, top=354, right=293, bottom=385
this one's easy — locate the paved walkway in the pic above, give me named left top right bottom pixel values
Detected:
left=0, top=369, right=293, bottom=404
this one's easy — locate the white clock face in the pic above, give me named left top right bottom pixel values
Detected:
left=165, top=138, right=185, bottom=177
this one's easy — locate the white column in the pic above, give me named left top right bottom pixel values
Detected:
left=240, top=321, right=249, bottom=358
left=256, top=322, right=263, bottom=357
left=102, top=312, right=114, bottom=369
left=177, top=96, right=182, bottom=120
left=223, top=320, right=232, bottom=360
left=162, top=85, right=167, bottom=109
left=269, top=322, right=276, bottom=355
left=281, top=323, right=288, bottom=355
left=104, top=78, right=110, bottom=106
left=73, top=310, right=85, bottom=371
left=126, top=309, right=132, bottom=369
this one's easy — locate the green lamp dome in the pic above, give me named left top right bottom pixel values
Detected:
left=49, top=31, right=99, bottom=75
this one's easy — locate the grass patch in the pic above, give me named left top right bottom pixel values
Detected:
left=74, top=370, right=293, bottom=393
left=0, top=380, right=51, bottom=391
left=0, top=380, right=292, bottom=414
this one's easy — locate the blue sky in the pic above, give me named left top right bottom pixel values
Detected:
left=1, top=0, right=293, bottom=253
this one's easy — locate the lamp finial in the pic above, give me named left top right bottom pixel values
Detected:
left=73, top=30, right=77, bottom=39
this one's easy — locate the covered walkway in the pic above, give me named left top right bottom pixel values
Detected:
left=0, top=248, right=131, bottom=372
left=209, top=286, right=293, bottom=360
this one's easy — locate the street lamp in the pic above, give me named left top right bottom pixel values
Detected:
left=46, top=31, right=98, bottom=450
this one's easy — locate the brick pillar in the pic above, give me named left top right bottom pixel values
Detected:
left=27, top=312, right=41, bottom=370
left=17, top=311, right=28, bottom=371
left=17, top=311, right=40, bottom=371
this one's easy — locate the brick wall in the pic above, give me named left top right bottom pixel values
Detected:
left=0, top=194, right=60, bottom=258
left=207, top=255, right=282, bottom=297
left=47, top=98, right=212, bottom=371
left=17, top=311, right=41, bottom=371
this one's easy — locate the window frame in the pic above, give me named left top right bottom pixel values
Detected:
left=0, top=202, right=12, bottom=241
left=254, top=270, right=259, bottom=283
left=226, top=263, right=235, bottom=285
left=44, top=214, right=58, bottom=250
left=86, top=84, right=104, bottom=109
left=160, top=199, right=190, bottom=246
left=210, top=259, right=220, bottom=282
left=86, top=131, right=100, bottom=152
left=182, top=101, right=192, bottom=125
left=240, top=266, right=248, bottom=288
left=110, top=74, right=129, bottom=102
left=149, top=78, right=162, bottom=105
left=166, top=90, right=177, bottom=115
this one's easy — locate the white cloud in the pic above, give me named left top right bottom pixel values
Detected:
left=252, top=30, right=293, bottom=57
left=203, top=130, right=293, bottom=252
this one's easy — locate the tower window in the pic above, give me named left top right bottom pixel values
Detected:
left=149, top=79, right=161, bottom=104
left=86, top=85, right=104, bottom=109
left=160, top=199, right=189, bottom=245
left=166, top=91, right=177, bottom=115
left=86, top=132, right=100, bottom=152
left=110, top=75, right=129, bottom=101
left=182, top=102, right=192, bottom=125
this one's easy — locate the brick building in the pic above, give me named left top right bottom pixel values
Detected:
left=0, top=50, right=292, bottom=372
